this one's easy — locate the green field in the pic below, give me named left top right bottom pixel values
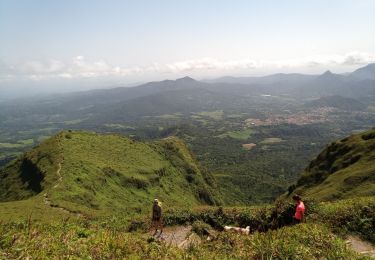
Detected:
left=217, top=129, right=254, bottom=140
left=195, top=110, right=224, bottom=120
left=260, top=137, right=283, bottom=144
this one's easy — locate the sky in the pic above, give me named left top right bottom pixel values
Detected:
left=1, top=0, right=375, bottom=95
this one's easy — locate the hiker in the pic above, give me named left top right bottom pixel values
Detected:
left=151, top=198, right=163, bottom=236
left=292, top=195, right=305, bottom=224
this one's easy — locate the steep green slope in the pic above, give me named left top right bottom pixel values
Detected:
left=0, top=131, right=218, bottom=217
left=0, top=136, right=62, bottom=201
left=291, top=127, right=375, bottom=200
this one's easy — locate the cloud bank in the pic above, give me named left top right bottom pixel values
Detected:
left=1, top=51, right=375, bottom=82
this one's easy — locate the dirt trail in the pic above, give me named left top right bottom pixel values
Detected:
left=346, top=235, right=375, bottom=258
left=154, top=225, right=201, bottom=248
left=43, top=162, right=62, bottom=206
left=43, top=162, right=82, bottom=217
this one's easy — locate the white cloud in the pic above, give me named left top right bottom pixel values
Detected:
left=20, top=59, right=65, bottom=74
left=1, top=51, right=375, bottom=81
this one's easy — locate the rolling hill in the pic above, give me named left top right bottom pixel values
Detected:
left=0, top=131, right=218, bottom=217
left=350, top=63, right=375, bottom=80
left=291, top=127, right=375, bottom=200
left=1, top=63, right=375, bottom=206
left=305, top=95, right=367, bottom=111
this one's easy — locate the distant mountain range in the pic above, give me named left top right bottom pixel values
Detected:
left=1, top=63, right=375, bottom=126
left=1, top=64, right=375, bottom=206
left=207, top=63, right=375, bottom=84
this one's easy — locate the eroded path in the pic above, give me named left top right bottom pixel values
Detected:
left=153, top=225, right=202, bottom=249
left=154, top=225, right=375, bottom=258
left=43, top=162, right=62, bottom=206
left=43, top=162, right=82, bottom=217
left=346, top=235, right=375, bottom=258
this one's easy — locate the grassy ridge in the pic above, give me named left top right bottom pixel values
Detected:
left=291, top=127, right=375, bottom=200
left=0, top=131, right=217, bottom=218
left=0, top=135, right=62, bottom=201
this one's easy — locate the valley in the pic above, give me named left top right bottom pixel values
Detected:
left=1, top=65, right=375, bottom=204
left=2, top=2, right=375, bottom=258
left=1, top=71, right=374, bottom=257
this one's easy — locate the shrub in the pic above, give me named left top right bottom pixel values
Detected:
left=191, top=220, right=212, bottom=236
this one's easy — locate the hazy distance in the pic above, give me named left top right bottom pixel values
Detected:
left=1, top=0, right=375, bottom=99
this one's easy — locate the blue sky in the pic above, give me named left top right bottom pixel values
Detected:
left=1, top=0, right=375, bottom=92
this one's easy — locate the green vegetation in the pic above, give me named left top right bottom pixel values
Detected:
left=64, top=119, right=84, bottom=125
left=0, top=221, right=360, bottom=259
left=217, top=128, right=254, bottom=140
left=367, top=105, right=375, bottom=112
left=0, top=196, right=373, bottom=258
left=0, top=142, right=23, bottom=148
left=154, top=113, right=182, bottom=119
left=104, top=123, right=135, bottom=130
left=195, top=110, right=224, bottom=120
left=0, top=131, right=218, bottom=217
left=0, top=127, right=374, bottom=258
left=0, top=196, right=73, bottom=223
left=0, top=135, right=62, bottom=201
left=260, top=137, right=283, bottom=144
left=311, top=196, right=375, bottom=242
left=37, top=135, right=50, bottom=142
left=291, top=127, right=375, bottom=201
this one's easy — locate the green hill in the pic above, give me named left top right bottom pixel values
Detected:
left=0, top=131, right=218, bottom=218
left=305, top=95, right=366, bottom=111
left=291, top=127, right=375, bottom=200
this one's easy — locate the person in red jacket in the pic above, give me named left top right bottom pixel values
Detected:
left=292, top=195, right=305, bottom=223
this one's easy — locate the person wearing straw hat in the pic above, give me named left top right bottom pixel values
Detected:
left=151, top=198, right=163, bottom=236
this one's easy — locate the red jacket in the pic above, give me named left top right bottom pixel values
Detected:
left=295, top=201, right=305, bottom=220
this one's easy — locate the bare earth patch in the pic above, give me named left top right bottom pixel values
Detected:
left=346, top=235, right=375, bottom=258
left=242, top=143, right=257, bottom=150
left=155, top=225, right=201, bottom=249
left=260, top=138, right=283, bottom=144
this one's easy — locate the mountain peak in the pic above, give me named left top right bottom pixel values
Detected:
left=350, top=63, right=375, bottom=80
left=322, top=70, right=333, bottom=76
left=360, top=63, right=375, bottom=69
left=176, top=76, right=197, bottom=83
left=316, top=70, right=343, bottom=81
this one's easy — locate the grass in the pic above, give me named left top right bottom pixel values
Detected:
left=0, top=195, right=73, bottom=223
left=0, top=223, right=360, bottom=259
left=367, top=105, right=375, bottom=112
left=154, top=113, right=182, bottom=119
left=64, top=119, right=84, bottom=125
left=0, top=127, right=374, bottom=258
left=217, top=129, right=254, bottom=140
left=0, top=143, right=23, bottom=148
left=195, top=110, right=224, bottom=120
left=37, top=135, right=50, bottom=142
left=0, top=139, right=34, bottom=149
left=260, top=137, right=283, bottom=144
left=293, top=127, right=375, bottom=201
left=103, top=123, right=135, bottom=129
left=0, top=131, right=217, bottom=218
left=0, top=196, right=372, bottom=259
